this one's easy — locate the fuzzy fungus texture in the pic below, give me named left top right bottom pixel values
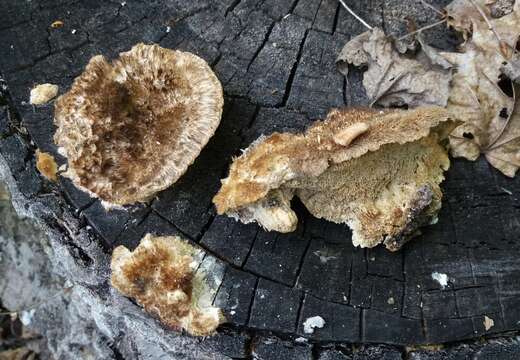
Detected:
left=30, top=83, right=58, bottom=105
left=214, top=107, right=456, bottom=250
left=303, top=316, right=326, bottom=334
left=54, top=43, right=224, bottom=207
left=111, top=234, right=224, bottom=336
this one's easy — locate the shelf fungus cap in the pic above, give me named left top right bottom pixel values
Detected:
left=111, top=234, right=225, bottom=336
left=54, top=43, right=224, bottom=207
left=214, top=106, right=458, bottom=251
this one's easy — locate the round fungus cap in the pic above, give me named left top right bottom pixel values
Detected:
left=54, top=43, right=224, bottom=207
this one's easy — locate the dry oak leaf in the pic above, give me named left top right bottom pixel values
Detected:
left=441, top=0, right=520, bottom=176
left=336, top=28, right=452, bottom=108
left=54, top=43, right=224, bottom=208
left=214, top=106, right=457, bottom=251
left=446, top=0, right=517, bottom=43
left=111, top=234, right=224, bottom=336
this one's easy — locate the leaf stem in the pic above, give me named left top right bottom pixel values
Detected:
left=338, top=0, right=373, bottom=30
left=419, top=0, right=445, bottom=17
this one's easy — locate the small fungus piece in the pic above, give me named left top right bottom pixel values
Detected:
left=54, top=43, right=224, bottom=207
left=51, top=20, right=64, bottom=28
left=431, top=272, right=449, bottom=289
left=214, top=106, right=457, bottom=251
left=484, top=315, right=495, bottom=331
left=111, top=234, right=225, bottom=336
left=35, top=150, right=58, bottom=182
left=29, top=84, right=58, bottom=105
left=303, top=316, right=326, bottom=334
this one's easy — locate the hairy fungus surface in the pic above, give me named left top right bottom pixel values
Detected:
left=214, top=107, right=456, bottom=250
left=54, top=43, right=224, bottom=207
left=111, top=234, right=224, bottom=336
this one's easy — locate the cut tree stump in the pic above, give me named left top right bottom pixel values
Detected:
left=1, top=0, right=520, bottom=358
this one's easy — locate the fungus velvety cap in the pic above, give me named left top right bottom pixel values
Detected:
left=54, top=43, right=224, bottom=206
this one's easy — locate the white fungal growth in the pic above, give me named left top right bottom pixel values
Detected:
left=30, top=83, right=58, bottom=105
left=484, top=315, right=495, bottom=331
left=431, top=272, right=449, bottom=289
left=303, top=316, right=325, bottom=334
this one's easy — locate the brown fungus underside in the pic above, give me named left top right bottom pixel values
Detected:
left=111, top=234, right=224, bottom=336
left=54, top=43, right=224, bottom=207
left=214, top=107, right=457, bottom=251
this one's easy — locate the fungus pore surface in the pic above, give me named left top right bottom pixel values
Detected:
left=111, top=234, right=224, bottom=336
left=54, top=43, right=224, bottom=207
left=214, top=107, right=456, bottom=251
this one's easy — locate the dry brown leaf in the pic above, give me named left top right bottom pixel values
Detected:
left=214, top=106, right=456, bottom=251
left=501, top=52, right=520, bottom=83
left=446, top=0, right=518, bottom=46
left=111, top=234, right=224, bottom=336
left=441, top=0, right=520, bottom=176
left=336, top=28, right=452, bottom=108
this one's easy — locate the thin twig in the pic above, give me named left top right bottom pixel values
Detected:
left=419, top=0, right=444, bottom=17
left=398, top=19, right=447, bottom=40
left=467, top=0, right=502, bottom=43
left=338, top=0, right=373, bottom=30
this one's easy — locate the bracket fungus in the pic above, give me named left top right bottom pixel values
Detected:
left=54, top=43, right=224, bottom=207
left=214, top=107, right=457, bottom=251
left=111, top=234, right=224, bottom=336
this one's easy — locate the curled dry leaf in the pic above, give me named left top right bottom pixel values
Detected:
left=441, top=0, right=520, bottom=176
left=336, top=28, right=452, bottom=108
left=214, top=106, right=456, bottom=251
left=54, top=43, right=224, bottom=207
left=111, top=234, right=224, bottom=336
